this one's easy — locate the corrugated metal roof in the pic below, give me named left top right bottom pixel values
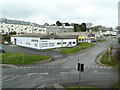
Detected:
left=12, top=34, right=77, bottom=39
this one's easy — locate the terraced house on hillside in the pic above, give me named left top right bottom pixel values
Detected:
left=0, top=18, right=46, bottom=34
left=0, top=18, right=74, bottom=35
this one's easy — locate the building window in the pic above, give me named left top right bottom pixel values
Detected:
left=1, top=26, right=3, bottom=28
left=73, top=42, right=76, bottom=44
left=82, top=39, right=84, bottom=41
left=49, top=43, right=54, bottom=47
left=57, top=42, right=61, bottom=45
left=41, top=43, right=48, bottom=47
left=20, top=42, right=22, bottom=44
left=34, top=43, right=38, bottom=47
left=63, top=42, right=66, bottom=44
left=11, top=25, right=13, bottom=27
left=1, top=30, right=4, bottom=33
left=26, top=42, right=30, bottom=45
left=31, top=39, right=38, bottom=42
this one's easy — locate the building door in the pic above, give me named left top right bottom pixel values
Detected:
left=14, top=38, right=17, bottom=45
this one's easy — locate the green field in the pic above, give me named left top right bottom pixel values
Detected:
left=1, top=53, right=50, bottom=64
left=60, top=42, right=94, bottom=54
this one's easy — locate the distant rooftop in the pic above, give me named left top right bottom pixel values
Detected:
left=0, top=18, right=45, bottom=28
left=12, top=33, right=77, bottom=39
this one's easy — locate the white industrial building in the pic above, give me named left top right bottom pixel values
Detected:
left=0, top=18, right=46, bottom=34
left=11, top=34, right=77, bottom=50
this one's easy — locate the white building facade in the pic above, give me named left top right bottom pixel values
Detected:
left=0, top=18, right=46, bottom=34
left=11, top=34, right=77, bottom=50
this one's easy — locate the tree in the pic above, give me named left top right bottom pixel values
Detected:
left=74, top=24, right=79, bottom=32
left=115, top=26, right=120, bottom=30
left=56, top=21, right=62, bottom=26
left=65, top=22, right=70, bottom=26
left=80, top=23, right=87, bottom=32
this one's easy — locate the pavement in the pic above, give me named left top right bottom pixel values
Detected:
left=1, top=37, right=119, bottom=89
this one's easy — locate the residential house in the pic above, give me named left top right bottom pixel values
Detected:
left=0, top=18, right=46, bottom=34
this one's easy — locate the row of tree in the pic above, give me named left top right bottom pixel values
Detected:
left=56, top=21, right=70, bottom=26
left=74, top=23, right=87, bottom=32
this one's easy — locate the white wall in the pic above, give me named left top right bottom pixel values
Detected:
left=11, top=37, right=40, bottom=49
left=40, top=39, right=77, bottom=50
left=0, top=22, right=46, bottom=34
left=11, top=37, right=77, bottom=50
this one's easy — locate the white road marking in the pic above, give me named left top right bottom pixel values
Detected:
left=103, top=67, right=106, bottom=68
left=2, top=76, right=8, bottom=80
left=2, top=75, right=20, bottom=82
left=36, top=83, right=47, bottom=90
left=107, top=67, right=112, bottom=69
left=91, top=66, right=94, bottom=68
left=94, top=70, right=97, bottom=73
left=27, top=73, right=37, bottom=76
left=95, top=66, right=98, bottom=68
left=44, top=73, right=48, bottom=75
left=99, top=66, right=104, bottom=68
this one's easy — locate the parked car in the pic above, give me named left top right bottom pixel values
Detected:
left=3, top=41, right=9, bottom=45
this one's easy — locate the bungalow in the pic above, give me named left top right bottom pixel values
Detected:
left=11, top=34, right=77, bottom=50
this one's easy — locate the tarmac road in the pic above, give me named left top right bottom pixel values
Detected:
left=2, top=37, right=118, bottom=88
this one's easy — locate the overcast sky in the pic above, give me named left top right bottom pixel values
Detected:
left=0, top=0, right=119, bottom=28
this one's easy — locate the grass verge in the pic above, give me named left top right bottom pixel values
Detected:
left=65, top=87, right=100, bottom=90
left=100, top=53, right=118, bottom=66
left=60, top=42, right=94, bottom=54
left=1, top=53, right=50, bottom=64
left=114, top=80, right=120, bottom=89
left=97, top=39, right=106, bottom=42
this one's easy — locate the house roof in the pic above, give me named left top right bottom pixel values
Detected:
left=12, top=34, right=77, bottom=39
left=45, top=26, right=74, bottom=29
left=0, top=18, right=45, bottom=28
left=57, top=32, right=91, bottom=37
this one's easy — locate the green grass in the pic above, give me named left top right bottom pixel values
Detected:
left=0, top=53, right=2, bottom=64
left=1, top=53, right=50, bottom=64
left=65, top=87, right=100, bottom=90
left=60, top=42, right=94, bottom=54
left=101, top=53, right=118, bottom=66
left=114, top=80, right=120, bottom=89
left=97, top=39, right=106, bottom=42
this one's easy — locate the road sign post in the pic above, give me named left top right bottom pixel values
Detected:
left=77, top=59, right=84, bottom=87
left=107, top=48, right=111, bottom=62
